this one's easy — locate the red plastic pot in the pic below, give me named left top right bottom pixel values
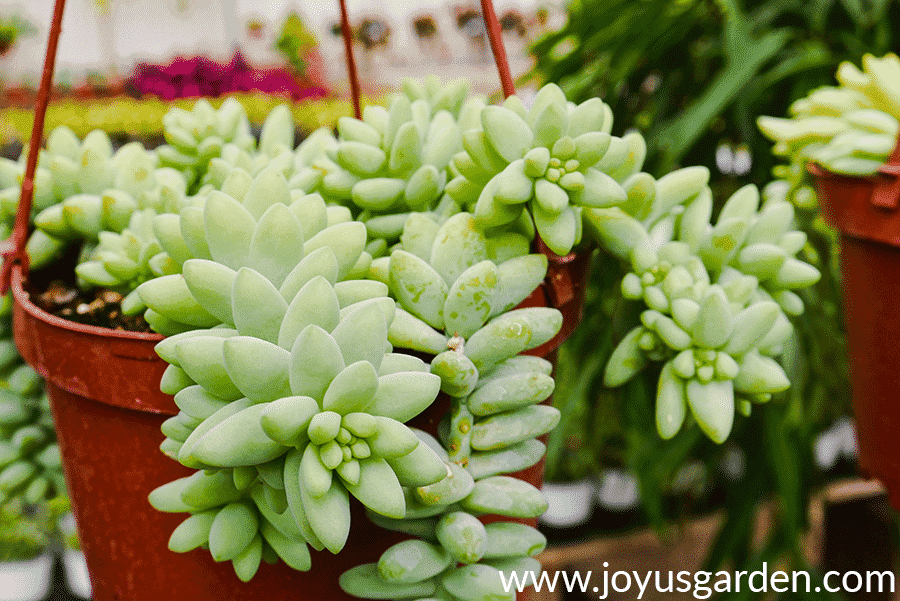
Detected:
left=10, top=245, right=592, bottom=600
left=811, top=149, right=900, bottom=511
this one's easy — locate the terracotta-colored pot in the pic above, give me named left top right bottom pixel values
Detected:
left=811, top=156, right=900, bottom=510
left=11, top=246, right=592, bottom=600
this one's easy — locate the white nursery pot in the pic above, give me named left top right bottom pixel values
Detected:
left=0, top=552, right=53, bottom=601
left=64, top=549, right=92, bottom=599
left=539, top=480, right=594, bottom=527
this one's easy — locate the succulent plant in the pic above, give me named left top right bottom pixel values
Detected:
left=757, top=54, right=900, bottom=211
left=399, top=76, right=477, bottom=120
left=333, top=204, right=564, bottom=600
left=206, top=125, right=338, bottom=197
left=0, top=127, right=119, bottom=267
left=136, top=166, right=368, bottom=335
left=149, top=247, right=453, bottom=578
left=0, top=390, right=63, bottom=508
left=74, top=208, right=179, bottom=315
left=600, top=179, right=819, bottom=443
left=30, top=139, right=192, bottom=271
left=369, top=212, right=562, bottom=467
left=0, top=296, right=64, bottom=507
left=156, top=97, right=255, bottom=191
left=342, top=501, right=545, bottom=601
left=339, top=385, right=552, bottom=601
left=315, top=80, right=484, bottom=220
left=444, top=83, right=649, bottom=255
left=200, top=104, right=328, bottom=193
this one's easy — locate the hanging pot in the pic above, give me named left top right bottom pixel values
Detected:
left=811, top=139, right=900, bottom=510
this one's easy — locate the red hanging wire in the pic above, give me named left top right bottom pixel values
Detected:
left=338, top=0, right=363, bottom=119
left=480, top=0, right=516, bottom=99
left=1, top=0, right=67, bottom=293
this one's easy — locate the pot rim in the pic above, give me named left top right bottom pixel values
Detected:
left=807, top=160, right=896, bottom=184
left=11, top=265, right=164, bottom=342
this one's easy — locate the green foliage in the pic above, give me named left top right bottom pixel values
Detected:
left=276, top=13, right=318, bottom=78
left=0, top=95, right=383, bottom=145
left=530, top=0, right=900, bottom=178
left=0, top=13, right=35, bottom=49
left=0, top=501, right=50, bottom=562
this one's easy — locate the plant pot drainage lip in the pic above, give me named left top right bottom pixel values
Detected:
left=11, top=265, right=164, bottom=343
left=808, top=161, right=900, bottom=248
left=11, top=264, right=175, bottom=415
left=807, top=162, right=884, bottom=184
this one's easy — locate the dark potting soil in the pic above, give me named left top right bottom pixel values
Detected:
left=32, top=280, right=152, bottom=333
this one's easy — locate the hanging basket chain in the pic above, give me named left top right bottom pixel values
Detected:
left=338, top=0, right=362, bottom=120
left=0, top=0, right=67, bottom=294
left=480, top=0, right=515, bottom=99
left=334, top=0, right=515, bottom=115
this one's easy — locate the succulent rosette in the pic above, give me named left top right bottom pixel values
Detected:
left=74, top=208, right=178, bottom=315
left=0, top=127, right=173, bottom=268
left=755, top=54, right=900, bottom=213
left=372, top=212, right=557, bottom=362
left=444, top=83, right=649, bottom=256
left=149, top=254, right=450, bottom=578
left=0, top=126, right=116, bottom=221
left=399, top=76, right=477, bottom=120
left=199, top=104, right=333, bottom=195
left=602, top=181, right=819, bottom=443
left=156, top=97, right=255, bottom=191
left=136, top=166, right=369, bottom=335
left=30, top=140, right=191, bottom=266
left=314, top=79, right=484, bottom=230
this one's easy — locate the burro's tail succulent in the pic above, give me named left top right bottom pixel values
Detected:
left=136, top=166, right=369, bottom=335
left=602, top=183, right=820, bottom=443
left=148, top=238, right=452, bottom=579
left=334, top=206, right=563, bottom=601
left=445, top=83, right=646, bottom=256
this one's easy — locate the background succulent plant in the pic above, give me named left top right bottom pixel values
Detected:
left=320, top=92, right=474, bottom=219
left=597, top=176, right=819, bottom=443
left=156, top=97, right=255, bottom=192
left=0, top=295, right=64, bottom=507
left=29, top=138, right=191, bottom=270
left=757, top=53, right=900, bottom=217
